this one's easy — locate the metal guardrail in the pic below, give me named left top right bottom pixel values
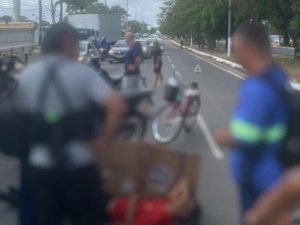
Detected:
left=0, top=44, right=39, bottom=58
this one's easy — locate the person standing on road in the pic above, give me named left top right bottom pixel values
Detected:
left=214, top=23, right=289, bottom=221
left=180, top=36, right=184, bottom=48
left=153, top=40, right=163, bottom=87
left=17, top=23, right=126, bottom=225
left=123, top=32, right=143, bottom=89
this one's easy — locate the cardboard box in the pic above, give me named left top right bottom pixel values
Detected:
left=99, top=142, right=201, bottom=197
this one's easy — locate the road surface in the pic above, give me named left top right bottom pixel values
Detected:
left=216, top=39, right=295, bottom=56
left=0, top=39, right=242, bottom=225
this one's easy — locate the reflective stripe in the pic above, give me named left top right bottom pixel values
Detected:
left=230, top=119, right=287, bottom=144
left=45, top=111, right=61, bottom=124
left=265, top=124, right=287, bottom=142
left=230, top=119, right=264, bottom=143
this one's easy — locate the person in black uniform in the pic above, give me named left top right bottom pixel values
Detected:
left=17, top=23, right=126, bottom=225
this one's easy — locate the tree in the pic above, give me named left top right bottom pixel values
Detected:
left=233, top=0, right=300, bottom=59
left=110, top=5, right=128, bottom=21
left=55, top=0, right=96, bottom=14
left=0, top=15, right=12, bottom=23
left=19, top=16, right=30, bottom=22
left=158, top=0, right=228, bottom=48
left=159, top=0, right=300, bottom=58
left=85, top=3, right=110, bottom=14
left=128, top=20, right=142, bottom=33
left=51, top=0, right=56, bottom=24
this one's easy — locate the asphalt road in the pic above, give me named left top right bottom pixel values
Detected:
left=272, top=46, right=295, bottom=56
left=0, top=39, right=243, bottom=225
left=216, top=40, right=295, bottom=56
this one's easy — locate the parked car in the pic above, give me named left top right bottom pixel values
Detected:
left=108, top=40, right=129, bottom=63
left=78, top=41, right=100, bottom=64
left=136, top=39, right=152, bottom=59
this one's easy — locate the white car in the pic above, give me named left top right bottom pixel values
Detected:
left=78, top=41, right=99, bottom=63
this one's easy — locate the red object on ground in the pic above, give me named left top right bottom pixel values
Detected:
left=109, top=197, right=173, bottom=225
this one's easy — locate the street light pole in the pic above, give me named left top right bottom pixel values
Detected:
left=126, top=0, right=129, bottom=30
left=39, top=0, right=43, bottom=45
left=191, top=28, right=193, bottom=46
left=227, top=0, right=232, bottom=56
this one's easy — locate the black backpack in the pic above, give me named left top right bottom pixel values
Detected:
left=278, top=87, right=300, bottom=168
left=26, top=63, right=106, bottom=168
left=265, top=66, right=300, bottom=168
left=0, top=57, right=27, bottom=157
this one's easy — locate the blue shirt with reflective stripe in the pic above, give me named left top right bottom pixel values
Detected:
left=125, top=42, right=143, bottom=75
left=230, top=64, right=289, bottom=193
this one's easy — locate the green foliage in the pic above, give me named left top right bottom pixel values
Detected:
left=110, top=5, right=128, bottom=21
left=159, top=0, right=300, bottom=59
left=0, top=15, right=13, bottom=23
left=85, top=3, right=110, bottom=14
left=128, top=20, right=148, bottom=33
left=19, top=16, right=30, bottom=22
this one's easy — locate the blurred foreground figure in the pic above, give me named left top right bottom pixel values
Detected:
left=244, top=168, right=300, bottom=225
left=214, top=23, right=289, bottom=221
left=17, top=23, right=126, bottom=225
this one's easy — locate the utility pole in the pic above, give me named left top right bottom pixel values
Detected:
left=227, top=0, right=232, bottom=57
left=191, top=29, right=193, bottom=46
left=39, top=0, right=43, bottom=45
left=60, top=2, right=63, bottom=22
left=13, top=0, right=21, bottom=21
left=126, top=0, right=129, bottom=29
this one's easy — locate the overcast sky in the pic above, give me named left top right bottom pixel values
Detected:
left=0, top=0, right=164, bottom=26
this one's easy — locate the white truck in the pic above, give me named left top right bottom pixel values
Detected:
left=67, top=14, right=122, bottom=43
left=0, top=22, right=37, bottom=59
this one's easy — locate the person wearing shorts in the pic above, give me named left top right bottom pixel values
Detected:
left=153, top=41, right=163, bottom=87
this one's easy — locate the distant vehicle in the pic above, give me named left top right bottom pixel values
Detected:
left=146, top=38, right=156, bottom=53
left=67, top=14, right=122, bottom=43
left=77, top=28, right=99, bottom=42
left=136, top=39, right=152, bottom=59
left=157, top=38, right=165, bottom=52
left=78, top=41, right=99, bottom=64
left=269, top=35, right=280, bottom=46
left=108, top=40, right=129, bottom=64
left=149, top=34, right=160, bottom=39
left=146, top=37, right=165, bottom=53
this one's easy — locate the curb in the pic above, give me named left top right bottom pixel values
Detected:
left=168, top=38, right=300, bottom=90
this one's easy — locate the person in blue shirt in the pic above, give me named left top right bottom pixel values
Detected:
left=124, top=32, right=143, bottom=75
left=214, top=23, right=289, bottom=220
left=99, top=37, right=108, bottom=49
left=123, top=32, right=143, bottom=88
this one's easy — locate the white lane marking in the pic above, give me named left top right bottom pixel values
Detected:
left=167, top=38, right=245, bottom=80
left=174, top=70, right=181, bottom=79
left=187, top=51, right=245, bottom=80
left=197, top=114, right=225, bottom=160
left=193, top=64, right=202, bottom=73
left=165, top=53, right=224, bottom=160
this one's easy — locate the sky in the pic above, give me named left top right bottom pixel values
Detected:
left=0, top=0, right=164, bottom=26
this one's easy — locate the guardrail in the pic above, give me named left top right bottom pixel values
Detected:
left=0, top=44, right=39, bottom=58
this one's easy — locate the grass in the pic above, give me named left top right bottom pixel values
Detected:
left=273, top=55, right=300, bottom=82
